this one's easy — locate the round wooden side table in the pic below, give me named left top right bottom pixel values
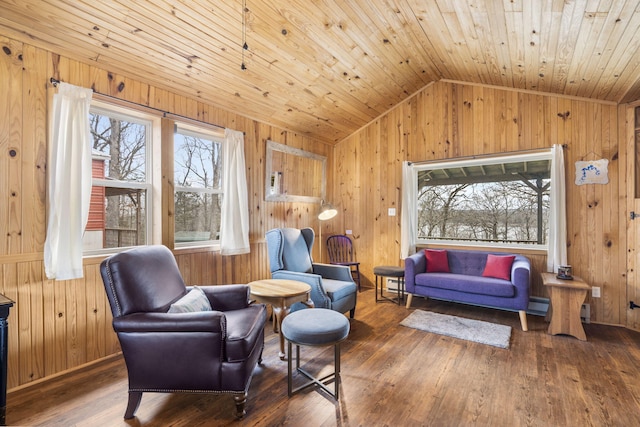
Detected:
left=248, top=279, right=314, bottom=359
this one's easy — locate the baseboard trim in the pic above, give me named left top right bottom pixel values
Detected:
left=7, top=352, right=123, bottom=394
left=527, top=296, right=548, bottom=317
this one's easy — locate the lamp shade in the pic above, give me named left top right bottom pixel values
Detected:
left=318, top=200, right=338, bottom=221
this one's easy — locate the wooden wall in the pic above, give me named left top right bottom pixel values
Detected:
left=0, top=31, right=632, bottom=392
left=0, top=34, right=331, bottom=391
left=332, top=81, right=626, bottom=327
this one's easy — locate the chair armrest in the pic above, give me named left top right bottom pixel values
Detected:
left=195, top=284, right=250, bottom=311
left=272, top=270, right=331, bottom=309
left=113, top=312, right=227, bottom=380
left=404, top=252, right=426, bottom=292
left=511, top=256, right=531, bottom=300
left=112, top=311, right=226, bottom=334
left=332, top=261, right=360, bottom=267
left=312, top=263, right=354, bottom=282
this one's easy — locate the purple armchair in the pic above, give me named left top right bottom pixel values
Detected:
left=100, top=245, right=267, bottom=419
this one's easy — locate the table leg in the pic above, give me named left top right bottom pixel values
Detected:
left=277, top=293, right=313, bottom=359
left=272, top=307, right=279, bottom=333
left=273, top=305, right=291, bottom=359
left=547, top=287, right=588, bottom=341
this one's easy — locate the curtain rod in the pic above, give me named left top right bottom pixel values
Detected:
left=49, top=77, right=227, bottom=132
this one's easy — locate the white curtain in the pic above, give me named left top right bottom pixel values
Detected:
left=547, top=144, right=567, bottom=273
left=400, top=161, right=417, bottom=259
left=44, top=83, right=93, bottom=280
left=220, top=129, right=250, bottom=255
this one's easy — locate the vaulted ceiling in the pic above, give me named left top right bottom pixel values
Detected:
left=2, top=1, right=640, bottom=144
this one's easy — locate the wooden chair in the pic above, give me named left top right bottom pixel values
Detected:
left=326, top=235, right=362, bottom=292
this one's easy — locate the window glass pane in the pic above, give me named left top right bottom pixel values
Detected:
left=104, top=190, right=147, bottom=248
left=84, top=107, right=151, bottom=253
left=174, top=131, right=222, bottom=190
left=84, top=189, right=147, bottom=250
left=174, top=127, right=222, bottom=245
left=90, top=112, right=147, bottom=182
left=174, top=192, right=222, bottom=242
left=416, top=157, right=550, bottom=246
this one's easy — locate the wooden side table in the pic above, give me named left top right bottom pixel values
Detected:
left=541, top=272, right=590, bottom=341
left=248, top=279, right=314, bottom=359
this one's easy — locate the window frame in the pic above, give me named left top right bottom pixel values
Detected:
left=173, top=122, right=225, bottom=249
left=83, top=100, right=162, bottom=256
left=413, top=149, right=553, bottom=252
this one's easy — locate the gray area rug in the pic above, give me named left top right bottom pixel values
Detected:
left=400, top=310, right=512, bottom=349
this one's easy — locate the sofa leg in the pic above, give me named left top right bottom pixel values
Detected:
left=124, top=391, right=142, bottom=419
left=519, top=310, right=528, bottom=331
left=405, top=293, right=413, bottom=309
left=233, top=392, right=247, bottom=419
left=258, top=345, right=264, bottom=364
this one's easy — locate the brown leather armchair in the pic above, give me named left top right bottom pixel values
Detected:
left=100, top=245, right=267, bottom=419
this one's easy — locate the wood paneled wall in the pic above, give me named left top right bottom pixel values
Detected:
left=0, top=34, right=331, bottom=391
left=332, top=81, right=626, bottom=327
left=0, top=32, right=632, bottom=392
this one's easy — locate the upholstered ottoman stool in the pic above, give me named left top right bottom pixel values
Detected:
left=281, top=308, right=350, bottom=400
left=373, top=265, right=405, bottom=304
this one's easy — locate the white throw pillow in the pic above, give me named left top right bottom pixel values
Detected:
left=168, top=286, right=212, bottom=313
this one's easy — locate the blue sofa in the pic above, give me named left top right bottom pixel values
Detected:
left=404, top=249, right=531, bottom=331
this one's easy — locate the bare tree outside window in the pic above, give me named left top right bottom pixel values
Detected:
left=416, top=157, right=551, bottom=246
left=174, top=128, right=223, bottom=244
left=83, top=109, right=149, bottom=251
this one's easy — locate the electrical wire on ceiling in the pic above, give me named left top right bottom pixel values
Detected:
left=241, top=0, right=248, bottom=70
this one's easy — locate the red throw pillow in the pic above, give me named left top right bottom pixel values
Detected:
left=425, top=249, right=450, bottom=273
left=482, top=254, right=516, bottom=281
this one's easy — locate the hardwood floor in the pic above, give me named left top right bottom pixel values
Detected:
left=7, top=289, right=640, bottom=426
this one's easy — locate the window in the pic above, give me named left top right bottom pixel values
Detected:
left=83, top=102, right=160, bottom=254
left=174, top=124, right=223, bottom=247
left=414, top=151, right=552, bottom=249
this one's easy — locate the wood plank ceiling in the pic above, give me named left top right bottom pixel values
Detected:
left=2, top=0, right=640, bottom=143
